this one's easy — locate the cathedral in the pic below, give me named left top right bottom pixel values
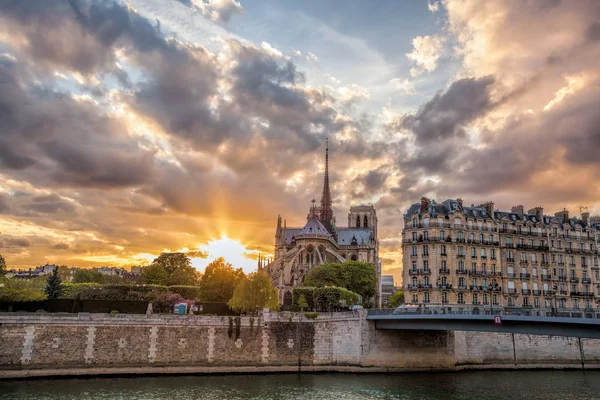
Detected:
left=263, top=142, right=380, bottom=307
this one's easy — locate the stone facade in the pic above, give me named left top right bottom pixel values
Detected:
left=1, top=312, right=600, bottom=378
left=402, top=198, right=600, bottom=311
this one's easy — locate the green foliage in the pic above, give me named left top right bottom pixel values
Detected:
left=72, top=269, right=104, bottom=284
left=388, top=290, right=405, bottom=308
left=228, top=272, right=279, bottom=313
left=110, top=310, right=119, bottom=314
left=0, top=254, right=6, bottom=276
left=168, top=285, right=202, bottom=300
left=292, top=287, right=316, bottom=310
left=141, top=264, right=169, bottom=285
left=0, top=276, right=46, bottom=302
left=44, top=268, right=63, bottom=299
left=152, top=252, right=200, bottom=285
left=303, top=312, right=319, bottom=319
left=293, top=286, right=360, bottom=311
left=61, top=283, right=169, bottom=301
left=304, top=261, right=376, bottom=301
left=200, top=257, right=245, bottom=302
left=297, top=294, right=309, bottom=311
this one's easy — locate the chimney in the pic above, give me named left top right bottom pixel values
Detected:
left=554, top=209, right=569, bottom=223
left=476, top=201, right=495, bottom=216
left=582, top=211, right=590, bottom=225
left=528, top=206, right=544, bottom=221
left=420, top=197, right=430, bottom=213
left=511, top=205, right=524, bottom=218
left=457, top=198, right=463, bottom=209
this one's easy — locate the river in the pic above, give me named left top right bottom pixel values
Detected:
left=1, top=371, right=599, bottom=400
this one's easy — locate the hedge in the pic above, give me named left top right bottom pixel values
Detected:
left=61, top=283, right=170, bottom=301
left=292, top=286, right=360, bottom=311
left=168, top=285, right=202, bottom=300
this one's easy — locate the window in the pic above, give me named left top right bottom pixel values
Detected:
left=363, top=215, right=369, bottom=228
left=469, top=233, right=475, bottom=241
left=423, top=231, right=428, bottom=240
left=471, top=247, right=476, bottom=257
left=481, top=248, right=487, bottom=257
left=442, top=292, right=448, bottom=304
left=441, top=245, right=446, bottom=255
left=534, top=297, right=540, bottom=307
left=358, top=215, right=362, bottom=228
left=559, top=299, right=566, bottom=308
left=412, top=246, right=417, bottom=256
left=411, top=277, right=417, bottom=286
left=483, top=294, right=489, bottom=305
left=441, top=260, right=447, bottom=269
left=422, top=245, right=429, bottom=256
left=458, top=293, right=465, bottom=304
left=582, top=257, right=587, bottom=266
left=424, top=292, right=430, bottom=303
left=440, top=231, right=445, bottom=240
left=508, top=297, right=514, bottom=306
left=423, top=260, right=429, bottom=272
left=472, top=278, right=478, bottom=287
left=472, top=293, right=479, bottom=304
left=423, top=276, right=430, bottom=286
left=412, top=218, right=417, bottom=228
left=491, top=249, right=496, bottom=259
left=458, top=261, right=465, bottom=271
left=411, top=261, right=417, bottom=271
left=523, top=297, right=529, bottom=306
left=545, top=299, right=551, bottom=308
left=482, top=263, right=487, bottom=273
left=531, top=254, right=537, bottom=263
left=458, top=246, right=465, bottom=256
left=573, top=299, right=579, bottom=310
left=482, top=278, right=488, bottom=288
left=521, top=252, right=527, bottom=262
left=457, top=231, right=464, bottom=240
left=441, top=276, right=447, bottom=286
left=492, top=294, right=498, bottom=305
left=459, top=277, right=466, bottom=288
left=412, top=232, right=417, bottom=241
left=532, top=267, right=537, bottom=277
left=468, top=220, right=473, bottom=228
left=471, top=263, right=477, bottom=272
left=412, top=292, right=418, bottom=303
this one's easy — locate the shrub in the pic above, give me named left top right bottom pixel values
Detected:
left=168, top=285, right=202, bottom=300
left=303, top=312, right=319, bottom=319
left=292, top=287, right=316, bottom=310
left=110, top=310, right=119, bottom=314
left=294, top=286, right=360, bottom=311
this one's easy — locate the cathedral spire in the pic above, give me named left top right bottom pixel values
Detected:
left=319, top=138, right=335, bottom=236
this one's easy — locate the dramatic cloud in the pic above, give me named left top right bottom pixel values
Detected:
left=406, top=35, right=444, bottom=77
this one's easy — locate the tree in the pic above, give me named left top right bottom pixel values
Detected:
left=0, top=276, right=46, bottom=302
left=297, top=294, right=309, bottom=311
left=228, top=272, right=279, bottom=313
left=388, top=290, right=404, bottom=308
left=44, top=268, right=63, bottom=299
left=200, top=257, right=245, bottom=302
left=152, top=253, right=199, bottom=285
left=73, top=269, right=104, bottom=284
left=0, top=254, right=6, bottom=276
left=304, top=261, right=377, bottom=301
left=141, top=264, right=169, bottom=285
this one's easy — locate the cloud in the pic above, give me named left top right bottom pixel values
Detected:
left=389, top=78, right=416, bottom=95
left=406, top=35, right=444, bottom=77
left=338, top=84, right=370, bottom=105
left=187, top=0, right=243, bottom=23
left=428, top=1, right=440, bottom=12
left=52, top=242, right=70, bottom=250
left=306, top=52, right=318, bottom=63
left=261, top=42, right=283, bottom=58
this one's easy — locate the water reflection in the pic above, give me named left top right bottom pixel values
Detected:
left=0, top=371, right=599, bottom=400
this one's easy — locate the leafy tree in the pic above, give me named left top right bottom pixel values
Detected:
left=228, top=272, right=279, bottom=313
left=304, top=261, right=377, bottom=301
left=388, top=290, right=405, bottom=308
left=0, top=276, right=46, bottom=301
left=152, top=253, right=200, bottom=286
left=200, top=257, right=245, bottom=302
left=0, top=254, right=6, bottom=276
left=297, top=294, right=309, bottom=311
left=44, top=268, right=63, bottom=299
left=73, top=269, right=104, bottom=284
left=141, top=264, right=169, bottom=285
left=55, top=265, right=72, bottom=282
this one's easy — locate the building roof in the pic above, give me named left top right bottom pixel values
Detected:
left=337, top=227, right=372, bottom=246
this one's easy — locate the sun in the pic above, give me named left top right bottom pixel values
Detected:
left=191, top=235, right=259, bottom=274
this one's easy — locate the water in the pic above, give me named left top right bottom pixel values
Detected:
left=1, top=372, right=599, bottom=400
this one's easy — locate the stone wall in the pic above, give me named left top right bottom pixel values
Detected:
left=1, top=311, right=599, bottom=378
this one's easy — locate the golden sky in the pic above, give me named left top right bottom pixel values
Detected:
left=1, top=0, right=599, bottom=284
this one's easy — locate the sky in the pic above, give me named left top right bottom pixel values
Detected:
left=0, top=0, right=599, bottom=282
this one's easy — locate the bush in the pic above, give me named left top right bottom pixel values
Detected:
left=293, top=286, right=360, bottom=311
left=168, top=285, right=202, bottom=300
left=61, top=283, right=170, bottom=301
left=303, top=312, right=319, bottom=319
left=110, top=310, right=119, bottom=314
left=292, top=287, right=316, bottom=310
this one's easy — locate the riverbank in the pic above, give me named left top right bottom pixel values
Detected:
left=1, top=312, right=599, bottom=379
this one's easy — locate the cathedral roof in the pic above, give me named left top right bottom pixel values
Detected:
left=337, top=227, right=372, bottom=246
left=301, top=214, right=332, bottom=236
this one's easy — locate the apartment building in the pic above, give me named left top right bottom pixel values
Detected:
left=402, top=198, right=600, bottom=312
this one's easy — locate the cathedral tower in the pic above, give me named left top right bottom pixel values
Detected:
left=319, top=139, right=336, bottom=237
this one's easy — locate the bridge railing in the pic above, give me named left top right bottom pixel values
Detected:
left=368, top=306, right=600, bottom=319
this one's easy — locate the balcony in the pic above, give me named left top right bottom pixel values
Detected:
left=422, top=253, right=430, bottom=258
left=422, top=269, right=432, bottom=275
left=455, top=269, right=468, bottom=275
left=457, top=285, right=469, bottom=290
left=440, top=253, right=448, bottom=256
left=541, top=274, right=552, bottom=281
left=507, top=288, right=517, bottom=294
left=439, top=284, right=453, bottom=290
left=439, top=268, right=450, bottom=274
left=559, top=290, right=568, bottom=295
left=408, top=269, right=420, bottom=275
left=542, top=290, right=555, bottom=295
left=570, top=277, right=579, bottom=283
left=582, top=278, right=592, bottom=284
left=532, top=289, right=541, bottom=295
left=520, top=260, right=529, bottom=265
left=507, top=273, right=516, bottom=278
left=457, top=254, right=466, bottom=258
left=558, top=276, right=567, bottom=282
left=570, top=291, right=594, bottom=297
left=480, top=255, right=487, bottom=259
left=418, top=284, right=433, bottom=289
left=410, top=254, right=418, bottom=259
left=520, top=273, right=531, bottom=279
left=521, top=289, right=531, bottom=295
left=506, top=258, right=515, bottom=263
left=490, top=271, right=502, bottom=277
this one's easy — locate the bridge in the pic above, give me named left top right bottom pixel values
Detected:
left=367, top=308, right=600, bottom=339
